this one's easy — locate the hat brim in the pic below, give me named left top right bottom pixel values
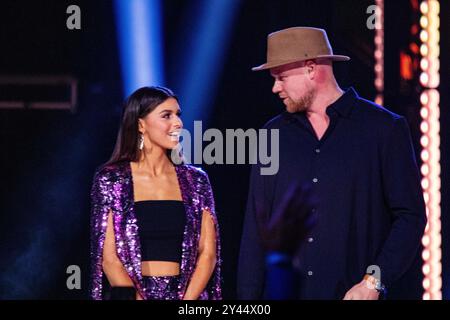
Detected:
left=251, top=54, right=350, bottom=71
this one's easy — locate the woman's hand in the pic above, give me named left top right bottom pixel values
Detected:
left=182, top=210, right=217, bottom=300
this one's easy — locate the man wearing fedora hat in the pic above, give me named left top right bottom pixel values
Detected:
left=238, top=27, right=426, bottom=300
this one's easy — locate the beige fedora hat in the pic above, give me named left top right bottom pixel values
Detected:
left=252, top=27, right=350, bottom=71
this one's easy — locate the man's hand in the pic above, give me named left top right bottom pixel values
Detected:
left=343, top=278, right=380, bottom=300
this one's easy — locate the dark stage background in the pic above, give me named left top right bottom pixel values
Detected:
left=0, top=0, right=448, bottom=299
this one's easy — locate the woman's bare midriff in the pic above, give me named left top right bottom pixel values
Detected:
left=141, top=261, right=181, bottom=276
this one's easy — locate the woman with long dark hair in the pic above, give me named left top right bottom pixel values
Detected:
left=90, top=86, right=221, bottom=300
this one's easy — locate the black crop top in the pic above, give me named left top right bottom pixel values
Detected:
left=134, top=200, right=186, bottom=263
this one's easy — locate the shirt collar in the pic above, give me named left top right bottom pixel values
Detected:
left=283, top=87, right=358, bottom=123
left=326, top=87, right=358, bottom=118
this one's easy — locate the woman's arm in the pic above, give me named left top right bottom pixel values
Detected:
left=182, top=210, right=217, bottom=300
left=102, top=209, right=135, bottom=287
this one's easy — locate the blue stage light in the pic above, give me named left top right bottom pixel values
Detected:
left=114, top=0, right=165, bottom=96
left=175, top=0, right=241, bottom=133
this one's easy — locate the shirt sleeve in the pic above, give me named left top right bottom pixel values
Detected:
left=374, top=116, right=427, bottom=288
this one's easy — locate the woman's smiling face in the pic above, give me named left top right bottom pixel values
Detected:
left=138, top=97, right=183, bottom=151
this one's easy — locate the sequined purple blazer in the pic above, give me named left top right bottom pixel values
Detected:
left=90, top=161, right=222, bottom=300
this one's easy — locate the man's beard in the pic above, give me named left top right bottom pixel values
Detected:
left=285, top=89, right=315, bottom=113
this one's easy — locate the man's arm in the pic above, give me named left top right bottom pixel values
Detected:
left=375, top=116, right=427, bottom=287
left=344, top=117, right=426, bottom=299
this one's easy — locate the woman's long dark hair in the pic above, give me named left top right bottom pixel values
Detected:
left=105, top=86, right=179, bottom=166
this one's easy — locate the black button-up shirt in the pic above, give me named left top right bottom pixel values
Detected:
left=237, top=88, right=426, bottom=299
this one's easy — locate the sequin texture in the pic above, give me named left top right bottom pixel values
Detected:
left=142, top=275, right=180, bottom=300
left=90, top=161, right=222, bottom=300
